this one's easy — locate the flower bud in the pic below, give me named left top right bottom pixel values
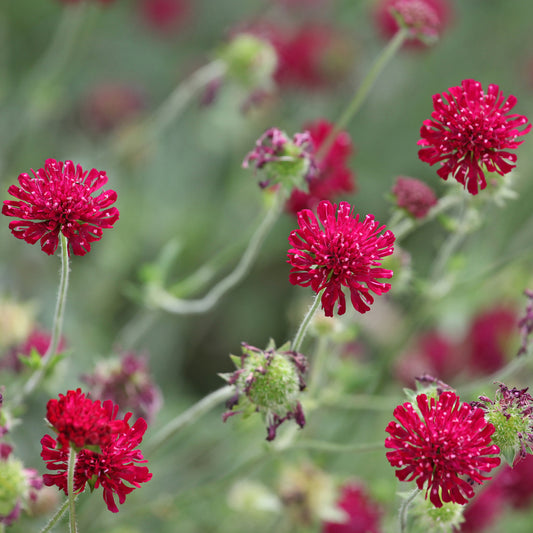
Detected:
left=221, top=340, right=308, bottom=441
left=219, top=33, right=278, bottom=90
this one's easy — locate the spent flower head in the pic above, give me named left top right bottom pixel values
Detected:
left=385, top=391, right=501, bottom=507
left=418, top=79, right=531, bottom=195
left=287, top=200, right=395, bottom=317
left=2, top=159, right=119, bottom=256
left=221, top=340, right=308, bottom=441
left=243, top=127, right=318, bottom=189
left=41, top=413, right=151, bottom=513
left=472, top=383, right=533, bottom=465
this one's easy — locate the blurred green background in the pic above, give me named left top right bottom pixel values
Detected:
left=1, top=0, right=533, bottom=531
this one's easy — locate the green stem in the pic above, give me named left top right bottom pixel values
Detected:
left=399, top=488, right=420, bottom=533
left=151, top=189, right=284, bottom=315
left=39, top=498, right=70, bottom=533
left=67, top=447, right=78, bottom=533
left=317, top=27, right=409, bottom=160
left=16, top=233, right=70, bottom=405
left=429, top=195, right=468, bottom=286
left=147, top=385, right=234, bottom=454
left=148, top=60, right=227, bottom=139
left=292, top=288, right=325, bottom=353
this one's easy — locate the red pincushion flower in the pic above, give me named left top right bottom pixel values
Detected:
left=287, top=200, right=395, bottom=317
left=392, top=176, right=437, bottom=218
left=287, top=119, right=355, bottom=215
left=2, top=159, right=119, bottom=256
left=418, top=79, right=532, bottom=195
left=45, top=389, right=126, bottom=450
left=41, top=414, right=151, bottom=513
left=322, top=482, right=382, bottom=533
left=385, top=391, right=501, bottom=508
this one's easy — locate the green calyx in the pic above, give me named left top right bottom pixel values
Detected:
left=0, top=457, right=26, bottom=515
left=219, top=34, right=277, bottom=89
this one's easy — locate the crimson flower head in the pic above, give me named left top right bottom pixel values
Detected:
left=418, top=79, right=532, bottom=195
left=45, top=389, right=126, bottom=450
left=287, top=119, right=355, bottom=215
left=41, top=413, right=151, bottom=513
left=385, top=391, right=501, bottom=508
left=287, top=200, right=395, bottom=317
left=2, top=159, right=119, bottom=256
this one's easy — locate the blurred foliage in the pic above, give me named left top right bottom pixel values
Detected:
left=1, top=0, right=533, bottom=532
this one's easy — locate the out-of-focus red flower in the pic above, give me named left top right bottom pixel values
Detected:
left=373, top=0, right=453, bottom=47
left=81, top=82, right=145, bottom=134
left=137, top=0, right=190, bottom=34
left=392, top=176, right=437, bottom=218
left=287, top=119, right=355, bottom=215
left=322, top=482, right=382, bottom=533
left=466, top=307, right=517, bottom=375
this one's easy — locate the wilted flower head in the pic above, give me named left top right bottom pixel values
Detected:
left=322, top=482, right=382, bottom=533
left=2, top=159, right=119, bottom=256
left=472, top=383, right=533, bottom=465
left=0, top=447, right=42, bottom=526
left=82, top=352, right=162, bottom=425
left=385, top=391, right=501, bottom=507
left=392, top=176, right=437, bottom=218
left=287, top=200, right=395, bottom=317
left=287, top=119, right=355, bottom=215
left=418, top=79, right=531, bottom=195
left=45, top=389, right=126, bottom=450
left=243, top=127, right=318, bottom=189
left=41, top=412, right=151, bottom=513
left=374, top=0, right=452, bottom=47
left=221, top=341, right=308, bottom=441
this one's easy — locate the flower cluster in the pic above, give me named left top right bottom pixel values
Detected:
left=41, top=389, right=151, bottom=512
left=385, top=391, right=501, bottom=507
left=2, top=159, right=119, bottom=256
left=287, top=119, right=355, bottom=215
left=287, top=200, right=395, bottom=317
left=243, top=127, right=318, bottom=189
left=418, top=79, right=531, bottom=195
left=221, top=341, right=308, bottom=441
